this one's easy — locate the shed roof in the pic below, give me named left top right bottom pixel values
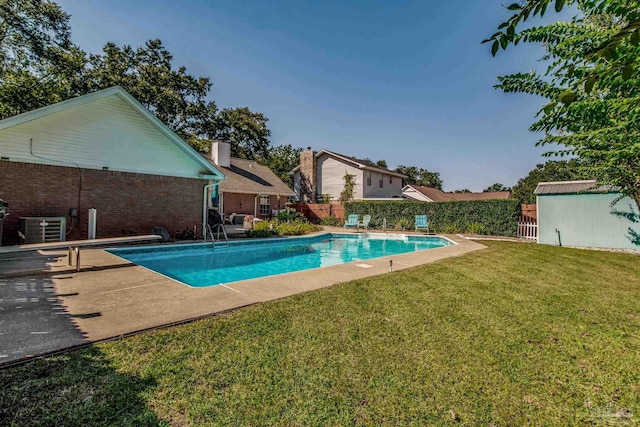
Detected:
left=533, top=180, right=616, bottom=195
left=204, top=156, right=295, bottom=197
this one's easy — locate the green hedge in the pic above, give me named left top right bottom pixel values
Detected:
left=344, top=199, right=521, bottom=236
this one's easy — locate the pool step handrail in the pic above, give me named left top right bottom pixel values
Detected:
left=206, top=223, right=229, bottom=247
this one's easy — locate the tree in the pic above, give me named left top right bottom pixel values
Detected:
left=0, top=1, right=273, bottom=158
left=393, top=165, right=443, bottom=190
left=86, top=40, right=272, bottom=156
left=511, top=159, right=587, bottom=203
left=375, top=159, right=388, bottom=169
left=84, top=40, right=271, bottom=157
left=213, top=107, right=270, bottom=159
left=0, top=0, right=86, bottom=118
left=85, top=40, right=272, bottom=157
left=256, top=144, right=303, bottom=188
left=360, top=158, right=388, bottom=169
left=484, top=0, right=640, bottom=210
left=453, top=189, right=471, bottom=193
left=483, top=183, right=511, bottom=192
left=85, top=40, right=215, bottom=144
left=340, top=172, right=356, bottom=201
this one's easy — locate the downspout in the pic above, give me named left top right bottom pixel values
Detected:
left=254, top=194, right=259, bottom=217
left=203, top=181, right=216, bottom=240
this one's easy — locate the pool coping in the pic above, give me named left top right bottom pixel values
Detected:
left=0, top=232, right=485, bottom=367
left=105, top=232, right=457, bottom=289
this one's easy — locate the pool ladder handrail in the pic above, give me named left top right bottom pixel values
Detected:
left=206, top=223, right=229, bottom=248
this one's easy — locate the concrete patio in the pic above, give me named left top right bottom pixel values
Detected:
left=0, top=232, right=485, bottom=365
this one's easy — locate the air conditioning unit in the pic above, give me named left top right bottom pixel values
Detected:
left=19, top=217, right=66, bottom=244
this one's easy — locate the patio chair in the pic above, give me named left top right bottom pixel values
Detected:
left=344, top=214, right=359, bottom=229
left=358, top=214, right=371, bottom=230
left=415, top=214, right=429, bottom=233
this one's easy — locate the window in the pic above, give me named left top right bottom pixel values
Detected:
left=389, top=176, right=392, bottom=184
left=379, top=175, right=383, bottom=188
left=259, top=195, right=270, bottom=216
left=366, top=172, right=371, bottom=186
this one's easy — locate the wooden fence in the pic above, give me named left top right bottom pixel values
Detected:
left=521, top=203, right=537, bottom=220
left=517, top=215, right=538, bottom=240
left=291, top=203, right=345, bottom=222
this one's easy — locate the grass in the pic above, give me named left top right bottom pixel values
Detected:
left=1, top=241, right=639, bottom=426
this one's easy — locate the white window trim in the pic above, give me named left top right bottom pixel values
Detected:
left=259, top=195, right=270, bottom=215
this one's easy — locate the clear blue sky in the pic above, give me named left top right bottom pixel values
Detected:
left=58, top=0, right=570, bottom=191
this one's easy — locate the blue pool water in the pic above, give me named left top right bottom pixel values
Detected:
left=108, top=233, right=452, bottom=288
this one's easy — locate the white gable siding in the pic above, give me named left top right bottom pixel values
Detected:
left=402, top=186, right=431, bottom=201
left=0, top=94, right=206, bottom=178
left=316, top=153, right=363, bottom=200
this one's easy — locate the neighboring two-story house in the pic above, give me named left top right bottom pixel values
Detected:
left=291, top=149, right=406, bottom=202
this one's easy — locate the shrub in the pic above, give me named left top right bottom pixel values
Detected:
left=441, top=223, right=461, bottom=234
left=277, top=209, right=305, bottom=222
left=245, top=220, right=276, bottom=238
left=245, top=218, right=319, bottom=237
left=344, top=199, right=520, bottom=237
left=466, top=222, right=486, bottom=235
left=253, top=221, right=273, bottom=231
left=319, top=216, right=342, bottom=227
left=175, top=228, right=200, bottom=240
left=245, top=229, right=276, bottom=238
left=276, top=220, right=320, bottom=236
left=394, top=219, right=411, bottom=231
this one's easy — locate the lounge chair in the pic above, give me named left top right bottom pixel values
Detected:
left=358, top=214, right=371, bottom=230
left=344, top=214, right=359, bottom=229
left=415, top=214, right=429, bottom=233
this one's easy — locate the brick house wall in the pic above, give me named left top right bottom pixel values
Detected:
left=0, top=161, right=206, bottom=245
left=222, top=193, right=285, bottom=218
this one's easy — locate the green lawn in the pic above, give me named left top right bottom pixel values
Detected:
left=2, top=241, right=639, bottom=426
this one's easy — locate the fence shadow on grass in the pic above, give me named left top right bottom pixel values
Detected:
left=0, top=346, right=163, bottom=426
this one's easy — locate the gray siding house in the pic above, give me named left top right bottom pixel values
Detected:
left=291, top=149, right=406, bottom=202
left=535, top=180, right=640, bottom=250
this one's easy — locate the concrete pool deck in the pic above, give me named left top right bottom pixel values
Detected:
left=0, top=232, right=485, bottom=365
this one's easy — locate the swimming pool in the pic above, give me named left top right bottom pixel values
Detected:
left=108, top=233, right=453, bottom=288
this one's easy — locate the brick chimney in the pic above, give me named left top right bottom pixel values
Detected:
left=299, top=149, right=316, bottom=202
left=211, top=140, right=230, bottom=168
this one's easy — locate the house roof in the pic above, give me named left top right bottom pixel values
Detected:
left=533, top=180, right=615, bottom=195
left=447, top=190, right=512, bottom=201
left=291, top=149, right=407, bottom=178
left=403, top=185, right=511, bottom=202
left=204, top=156, right=295, bottom=197
left=0, top=86, right=225, bottom=180
left=404, top=185, right=456, bottom=202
